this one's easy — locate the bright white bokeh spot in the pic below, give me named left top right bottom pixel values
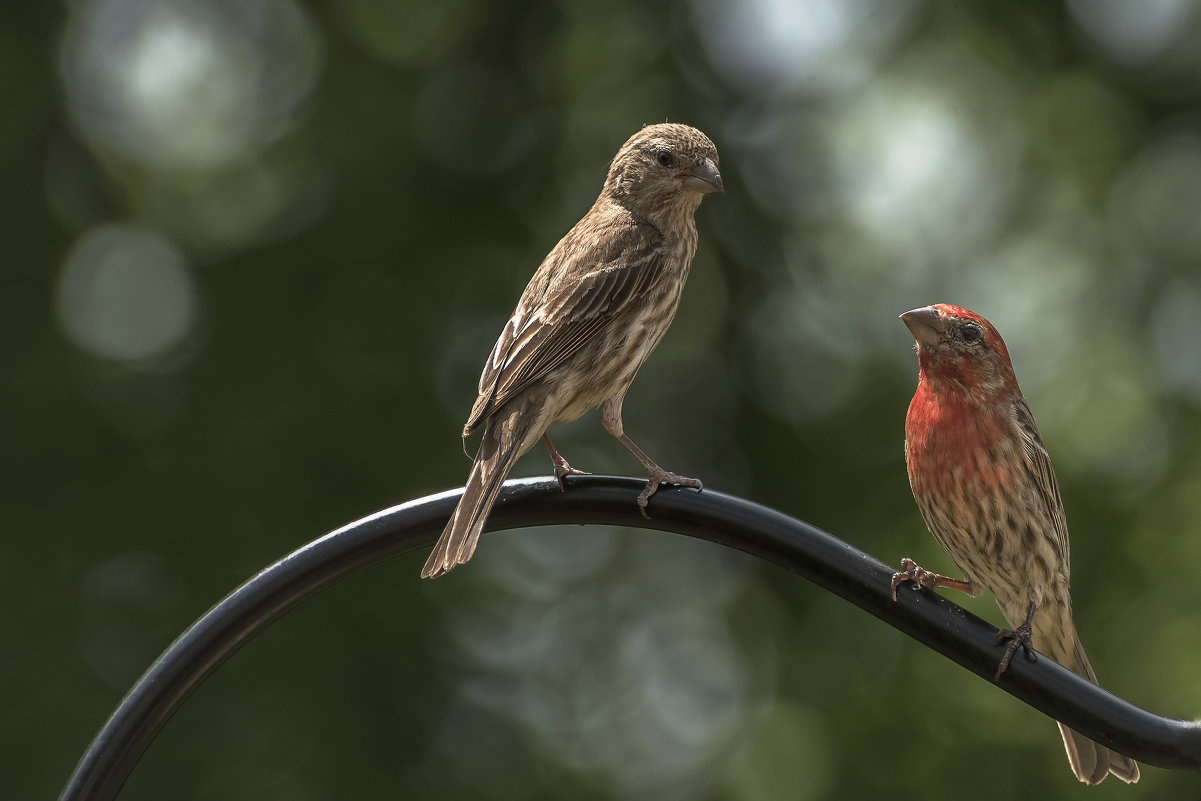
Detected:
left=1067, top=0, right=1197, bottom=65
left=57, top=224, right=197, bottom=362
left=828, top=83, right=1016, bottom=257
left=60, top=0, right=320, bottom=169
left=855, top=104, right=962, bottom=228
left=690, top=0, right=917, bottom=96
left=128, top=15, right=225, bottom=108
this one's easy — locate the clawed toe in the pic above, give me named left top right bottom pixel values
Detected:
left=636, top=471, right=703, bottom=519
left=890, top=557, right=929, bottom=601
left=994, top=624, right=1037, bottom=680
left=888, top=559, right=976, bottom=601
left=552, top=463, right=590, bottom=492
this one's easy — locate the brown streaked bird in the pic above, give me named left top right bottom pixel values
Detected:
left=892, top=303, right=1138, bottom=785
left=422, top=123, right=722, bottom=579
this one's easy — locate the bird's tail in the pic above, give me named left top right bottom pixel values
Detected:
left=1033, top=601, right=1140, bottom=785
left=421, top=404, right=539, bottom=579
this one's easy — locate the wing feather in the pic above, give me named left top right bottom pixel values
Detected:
left=464, top=214, right=664, bottom=433
left=1013, top=397, right=1071, bottom=576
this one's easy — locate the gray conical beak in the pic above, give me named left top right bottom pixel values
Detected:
left=685, top=157, right=723, bottom=194
left=900, top=306, right=943, bottom=348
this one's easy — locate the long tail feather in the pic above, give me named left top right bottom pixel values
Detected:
left=1034, top=603, right=1140, bottom=784
left=421, top=407, right=539, bottom=579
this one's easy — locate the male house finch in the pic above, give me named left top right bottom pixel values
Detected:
left=421, top=123, right=722, bottom=579
left=891, top=303, right=1139, bottom=785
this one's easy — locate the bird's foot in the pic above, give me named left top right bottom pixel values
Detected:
left=552, top=461, right=590, bottom=492
left=994, top=599, right=1038, bottom=680
left=637, top=469, right=703, bottom=519
left=542, top=433, right=589, bottom=492
left=889, top=558, right=976, bottom=601
left=994, top=622, right=1037, bottom=680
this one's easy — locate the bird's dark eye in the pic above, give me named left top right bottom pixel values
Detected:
left=655, top=149, right=675, bottom=167
left=960, top=323, right=983, bottom=343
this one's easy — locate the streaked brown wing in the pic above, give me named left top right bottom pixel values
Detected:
left=464, top=223, right=664, bottom=433
left=1014, top=396, right=1072, bottom=576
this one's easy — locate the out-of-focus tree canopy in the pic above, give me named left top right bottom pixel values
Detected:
left=6, top=0, right=1201, bottom=798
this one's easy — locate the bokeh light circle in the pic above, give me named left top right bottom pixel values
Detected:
left=57, top=223, right=198, bottom=363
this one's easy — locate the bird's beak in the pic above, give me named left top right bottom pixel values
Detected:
left=900, top=306, right=944, bottom=348
left=685, top=157, right=723, bottom=194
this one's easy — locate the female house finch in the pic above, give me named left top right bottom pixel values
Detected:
left=891, top=303, right=1139, bottom=785
left=422, top=123, right=722, bottom=579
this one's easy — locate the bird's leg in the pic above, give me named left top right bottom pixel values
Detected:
left=542, top=434, right=588, bottom=492
left=600, top=400, right=702, bottom=518
left=994, top=599, right=1038, bottom=680
left=618, top=432, right=704, bottom=518
left=890, top=557, right=977, bottom=601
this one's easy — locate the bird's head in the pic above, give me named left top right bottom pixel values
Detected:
left=901, top=304, right=1019, bottom=401
left=603, top=123, right=722, bottom=218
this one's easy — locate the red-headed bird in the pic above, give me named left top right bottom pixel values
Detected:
left=893, top=303, right=1138, bottom=785
left=422, top=123, right=722, bottom=579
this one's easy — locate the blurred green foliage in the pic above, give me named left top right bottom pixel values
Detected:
left=4, top=0, right=1201, bottom=798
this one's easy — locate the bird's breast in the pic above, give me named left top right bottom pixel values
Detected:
left=905, top=387, right=1018, bottom=495
left=547, top=247, right=693, bottom=424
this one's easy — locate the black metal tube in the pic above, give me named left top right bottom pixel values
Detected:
left=59, top=476, right=1201, bottom=800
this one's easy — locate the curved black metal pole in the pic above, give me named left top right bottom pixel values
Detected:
left=61, top=476, right=1201, bottom=801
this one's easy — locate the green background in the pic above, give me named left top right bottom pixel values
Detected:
left=7, top=0, right=1201, bottom=798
